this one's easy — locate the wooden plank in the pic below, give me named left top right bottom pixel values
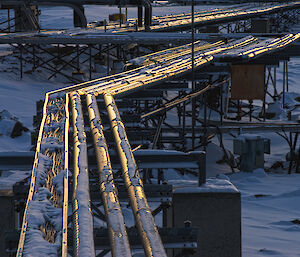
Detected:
left=231, top=64, right=265, bottom=100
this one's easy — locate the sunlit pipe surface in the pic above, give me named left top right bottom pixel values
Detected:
left=104, top=93, right=167, bottom=257
left=70, top=92, right=95, bottom=257
left=17, top=93, right=69, bottom=257
left=86, top=93, right=132, bottom=257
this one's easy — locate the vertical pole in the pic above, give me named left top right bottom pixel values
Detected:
left=125, top=7, right=128, bottom=21
left=89, top=45, right=92, bottom=80
left=220, top=83, right=223, bottom=125
left=138, top=6, right=143, bottom=27
left=198, top=152, right=206, bottom=186
left=182, top=101, right=186, bottom=151
left=191, top=0, right=195, bottom=150
left=19, top=44, right=23, bottom=79
left=249, top=100, right=252, bottom=122
left=104, top=19, right=107, bottom=32
left=296, top=143, right=300, bottom=174
left=286, top=61, right=289, bottom=93
left=263, top=65, right=266, bottom=121
left=76, top=44, right=80, bottom=72
left=203, top=91, right=207, bottom=151
left=274, top=67, right=277, bottom=98
left=107, top=44, right=110, bottom=76
left=119, top=6, right=122, bottom=28
left=57, top=43, right=60, bottom=60
left=8, top=9, right=11, bottom=32
left=237, top=100, right=241, bottom=121
left=32, top=44, right=36, bottom=70
left=283, top=61, right=285, bottom=108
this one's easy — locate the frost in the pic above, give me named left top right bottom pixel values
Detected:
left=41, top=137, right=64, bottom=152
left=52, top=169, right=67, bottom=195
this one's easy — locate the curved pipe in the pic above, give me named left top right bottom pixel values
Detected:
left=142, top=0, right=152, bottom=31
left=1, top=1, right=87, bottom=28
left=45, top=3, right=87, bottom=28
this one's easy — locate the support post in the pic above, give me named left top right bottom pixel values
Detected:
left=283, top=61, right=286, bottom=108
left=19, top=44, right=23, bottom=79
left=107, top=44, right=110, bottom=76
left=198, top=152, right=206, bottom=186
left=89, top=45, right=92, bottom=80
left=191, top=0, right=195, bottom=150
left=138, top=5, right=143, bottom=27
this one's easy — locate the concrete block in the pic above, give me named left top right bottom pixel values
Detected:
left=233, top=134, right=270, bottom=172
left=168, top=179, right=241, bottom=257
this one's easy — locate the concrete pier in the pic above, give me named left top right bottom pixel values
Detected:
left=168, top=178, right=241, bottom=257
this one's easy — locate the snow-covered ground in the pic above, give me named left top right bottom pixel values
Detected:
left=230, top=171, right=300, bottom=257
left=0, top=4, right=299, bottom=257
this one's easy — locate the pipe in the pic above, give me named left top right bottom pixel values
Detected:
left=86, top=93, right=132, bottom=257
left=104, top=93, right=167, bottom=257
left=70, top=92, right=95, bottom=257
left=62, top=94, right=70, bottom=257
left=142, top=0, right=152, bottom=31
left=137, top=5, right=143, bottom=27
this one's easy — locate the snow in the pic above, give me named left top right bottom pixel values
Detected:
left=174, top=177, right=239, bottom=193
left=0, top=3, right=299, bottom=257
left=237, top=133, right=265, bottom=141
left=23, top=197, right=63, bottom=256
left=230, top=172, right=300, bottom=257
left=72, top=92, right=96, bottom=257
left=0, top=170, right=30, bottom=190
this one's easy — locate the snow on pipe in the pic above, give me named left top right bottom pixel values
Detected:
left=70, top=92, right=95, bottom=257
left=110, top=33, right=300, bottom=95
left=149, top=2, right=300, bottom=32
left=84, top=36, right=260, bottom=95
left=95, top=2, right=299, bottom=33
left=73, top=34, right=290, bottom=96
left=104, top=93, right=167, bottom=257
left=17, top=93, right=69, bottom=257
left=86, top=93, right=132, bottom=257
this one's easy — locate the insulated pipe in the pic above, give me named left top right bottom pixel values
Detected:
left=142, top=0, right=152, bottom=31
left=73, top=4, right=87, bottom=28
left=70, top=92, right=95, bottom=257
left=137, top=5, right=143, bottom=27
left=86, top=93, right=132, bottom=257
left=104, top=93, right=167, bottom=257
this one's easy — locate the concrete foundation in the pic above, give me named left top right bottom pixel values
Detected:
left=168, top=179, right=241, bottom=257
left=0, top=190, right=15, bottom=257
